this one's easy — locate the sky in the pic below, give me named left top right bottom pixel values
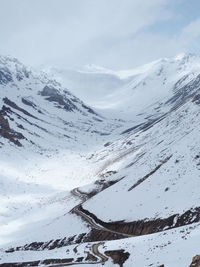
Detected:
left=1, top=0, right=200, bottom=70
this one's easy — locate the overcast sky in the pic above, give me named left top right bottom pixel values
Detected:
left=1, top=0, right=200, bottom=70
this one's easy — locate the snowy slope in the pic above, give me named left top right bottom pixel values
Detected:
left=1, top=54, right=200, bottom=267
left=83, top=89, right=200, bottom=222
left=47, top=53, right=200, bottom=121
left=0, top=55, right=122, bottom=151
left=0, top=55, right=120, bottom=249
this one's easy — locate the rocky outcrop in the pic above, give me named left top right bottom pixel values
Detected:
left=39, top=85, right=78, bottom=112
left=105, top=249, right=130, bottom=267
left=189, top=255, right=200, bottom=267
left=0, top=111, right=24, bottom=146
left=192, top=93, right=200, bottom=105
left=3, top=97, right=38, bottom=119
left=0, top=258, right=75, bottom=266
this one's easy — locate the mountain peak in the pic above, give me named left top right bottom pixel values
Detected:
left=0, top=54, right=23, bottom=66
left=174, top=52, right=200, bottom=61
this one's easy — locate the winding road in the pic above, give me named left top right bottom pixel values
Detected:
left=71, top=187, right=134, bottom=238
left=71, top=188, right=88, bottom=202
left=72, top=204, right=133, bottom=238
left=0, top=187, right=130, bottom=267
left=48, top=242, right=108, bottom=266
left=47, top=187, right=133, bottom=266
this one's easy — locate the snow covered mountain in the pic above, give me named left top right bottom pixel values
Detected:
left=43, top=64, right=127, bottom=106
left=1, top=53, right=200, bottom=267
left=0, top=55, right=121, bottom=151
left=47, top=53, right=200, bottom=121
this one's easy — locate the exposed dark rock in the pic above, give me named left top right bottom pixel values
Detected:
left=6, top=108, right=49, bottom=134
left=0, top=261, right=40, bottom=266
left=16, top=72, right=23, bottom=81
left=189, top=255, right=200, bottom=267
left=0, top=113, right=24, bottom=146
left=0, top=68, right=13, bottom=85
left=17, top=124, right=24, bottom=129
left=85, top=252, right=98, bottom=262
left=42, top=258, right=74, bottom=265
left=84, top=228, right=126, bottom=243
left=21, top=97, right=36, bottom=108
left=0, top=114, right=10, bottom=130
left=3, top=98, right=38, bottom=119
left=192, top=93, right=200, bottom=105
left=105, top=249, right=130, bottom=267
left=0, top=105, right=12, bottom=116
left=167, top=75, right=200, bottom=107
left=122, top=114, right=166, bottom=135
left=76, top=257, right=84, bottom=262
left=0, top=257, right=74, bottom=267
left=104, top=141, right=112, bottom=147
left=93, top=131, right=110, bottom=136
left=121, top=123, right=143, bottom=134
left=22, top=67, right=30, bottom=79
left=81, top=103, right=98, bottom=116
left=39, top=85, right=77, bottom=112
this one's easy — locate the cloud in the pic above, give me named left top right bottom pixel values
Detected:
left=0, top=0, right=171, bottom=68
left=179, top=18, right=200, bottom=52
left=182, top=18, right=200, bottom=38
left=0, top=0, right=200, bottom=69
